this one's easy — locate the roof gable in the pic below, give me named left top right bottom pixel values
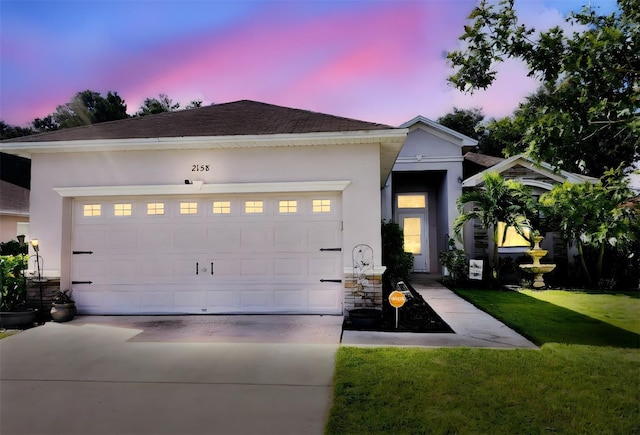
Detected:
left=400, top=116, right=478, bottom=147
left=462, top=154, right=597, bottom=190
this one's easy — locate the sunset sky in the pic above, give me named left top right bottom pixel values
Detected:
left=0, top=0, right=619, bottom=128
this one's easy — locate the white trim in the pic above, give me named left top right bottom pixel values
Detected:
left=54, top=180, right=352, bottom=198
left=400, top=116, right=478, bottom=146
left=462, top=154, right=597, bottom=188
left=344, top=266, right=387, bottom=277
left=1, top=129, right=408, bottom=155
left=395, top=156, right=464, bottom=164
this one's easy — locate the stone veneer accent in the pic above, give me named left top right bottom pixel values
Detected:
left=343, top=271, right=383, bottom=315
left=26, top=277, right=60, bottom=319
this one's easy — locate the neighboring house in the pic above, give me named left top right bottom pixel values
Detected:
left=460, top=154, right=597, bottom=273
left=381, top=116, right=477, bottom=273
left=0, top=100, right=408, bottom=315
left=0, top=179, right=30, bottom=242
left=0, top=152, right=31, bottom=242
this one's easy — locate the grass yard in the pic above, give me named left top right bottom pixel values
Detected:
left=453, top=289, right=640, bottom=348
left=327, top=289, right=640, bottom=434
left=0, top=331, right=18, bottom=340
left=326, top=345, right=639, bottom=434
left=520, top=289, right=640, bottom=334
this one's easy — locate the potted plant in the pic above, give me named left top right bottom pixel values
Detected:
left=50, top=289, right=77, bottom=322
left=0, top=253, right=36, bottom=329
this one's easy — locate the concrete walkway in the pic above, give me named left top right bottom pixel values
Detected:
left=342, top=275, right=538, bottom=349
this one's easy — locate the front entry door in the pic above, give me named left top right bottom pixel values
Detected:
left=398, top=212, right=428, bottom=272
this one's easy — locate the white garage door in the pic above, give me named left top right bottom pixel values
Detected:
left=71, top=193, right=343, bottom=314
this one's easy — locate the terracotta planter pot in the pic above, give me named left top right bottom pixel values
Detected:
left=50, top=303, right=77, bottom=323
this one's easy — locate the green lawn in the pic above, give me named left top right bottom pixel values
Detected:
left=520, top=289, right=640, bottom=334
left=326, top=289, right=640, bottom=434
left=454, top=289, right=640, bottom=348
left=326, top=345, right=639, bottom=434
left=0, top=331, right=18, bottom=340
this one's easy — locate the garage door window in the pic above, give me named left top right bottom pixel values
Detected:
left=180, top=202, right=198, bottom=215
left=114, top=203, right=132, bottom=217
left=147, top=203, right=165, bottom=215
left=245, top=201, right=263, bottom=214
left=83, top=204, right=101, bottom=217
left=312, top=199, right=331, bottom=213
left=213, top=201, right=231, bottom=214
left=278, top=200, right=297, bottom=214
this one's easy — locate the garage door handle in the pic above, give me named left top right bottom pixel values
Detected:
left=319, top=248, right=342, bottom=252
left=73, top=251, right=93, bottom=255
left=211, top=263, right=214, bottom=275
left=320, top=279, right=342, bottom=283
left=196, top=262, right=199, bottom=275
left=72, top=281, right=92, bottom=284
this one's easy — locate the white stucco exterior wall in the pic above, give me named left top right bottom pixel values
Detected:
left=29, top=142, right=383, bottom=282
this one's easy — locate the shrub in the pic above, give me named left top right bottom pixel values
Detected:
left=0, top=255, right=28, bottom=311
left=381, top=221, right=414, bottom=291
left=438, top=239, right=468, bottom=285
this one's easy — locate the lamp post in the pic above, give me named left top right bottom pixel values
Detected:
left=30, top=239, right=45, bottom=322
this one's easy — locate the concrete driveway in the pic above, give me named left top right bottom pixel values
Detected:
left=0, top=316, right=343, bottom=435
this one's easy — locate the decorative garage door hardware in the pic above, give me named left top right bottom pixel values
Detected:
left=71, top=281, right=92, bottom=284
left=72, top=251, right=93, bottom=255
left=320, top=279, right=343, bottom=283
left=195, top=263, right=214, bottom=275
left=319, top=248, right=342, bottom=251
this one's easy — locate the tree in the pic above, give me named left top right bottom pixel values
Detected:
left=454, top=172, right=535, bottom=281
left=539, top=166, right=638, bottom=286
left=185, top=99, right=203, bottom=109
left=447, top=0, right=639, bottom=177
left=437, top=107, right=486, bottom=142
left=0, top=120, right=33, bottom=139
left=137, top=93, right=180, bottom=116
left=32, top=115, right=59, bottom=133
left=53, top=90, right=128, bottom=128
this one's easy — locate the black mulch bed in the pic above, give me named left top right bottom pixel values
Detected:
left=343, top=281, right=453, bottom=333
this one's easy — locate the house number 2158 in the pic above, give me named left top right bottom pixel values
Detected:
left=192, top=165, right=210, bottom=172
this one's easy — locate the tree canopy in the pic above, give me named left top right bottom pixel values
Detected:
left=52, top=90, right=128, bottom=129
left=447, top=0, right=639, bottom=177
left=137, top=93, right=180, bottom=116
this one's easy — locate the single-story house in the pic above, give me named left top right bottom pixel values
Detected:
left=460, top=153, right=597, bottom=276
left=0, top=100, right=408, bottom=315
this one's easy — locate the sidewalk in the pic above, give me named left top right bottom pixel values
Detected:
left=341, top=275, right=538, bottom=349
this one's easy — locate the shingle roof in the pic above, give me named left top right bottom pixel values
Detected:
left=464, top=152, right=504, bottom=168
left=0, top=180, right=29, bottom=215
left=3, top=100, right=393, bottom=143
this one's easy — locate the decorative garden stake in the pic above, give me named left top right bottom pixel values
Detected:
left=388, top=289, right=406, bottom=329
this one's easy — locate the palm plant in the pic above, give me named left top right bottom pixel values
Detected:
left=454, top=172, right=536, bottom=281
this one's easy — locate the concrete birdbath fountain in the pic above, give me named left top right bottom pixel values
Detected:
left=519, top=235, right=556, bottom=289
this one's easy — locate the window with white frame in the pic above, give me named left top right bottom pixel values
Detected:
left=312, top=199, right=331, bottom=213
left=278, top=200, right=297, bottom=213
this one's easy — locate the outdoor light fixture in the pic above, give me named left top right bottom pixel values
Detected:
left=184, top=179, right=193, bottom=185
left=17, top=234, right=25, bottom=246
left=29, top=238, right=45, bottom=321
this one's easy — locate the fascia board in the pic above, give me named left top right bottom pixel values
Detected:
left=400, top=116, right=478, bottom=146
left=54, top=180, right=352, bottom=198
left=0, top=129, right=408, bottom=155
